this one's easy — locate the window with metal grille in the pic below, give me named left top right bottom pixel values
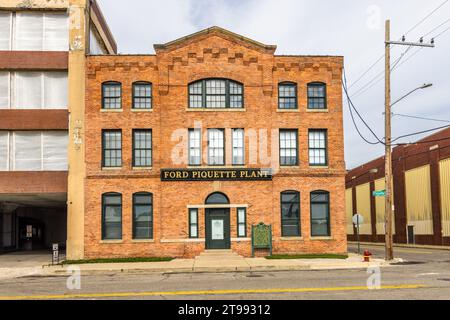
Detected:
left=102, top=193, right=122, bottom=240
left=307, top=82, right=327, bottom=109
left=188, top=79, right=243, bottom=109
left=133, top=130, right=152, bottom=167
left=188, top=129, right=201, bottom=166
left=132, top=82, right=152, bottom=109
left=278, top=82, right=297, bottom=109
left=279, top=130, right=298, bottom=166
left=281, top=191, right=300, bottom=237
left=309, top=129, right=327, bottom=166
left=232, top=129, right=244, bottom=165
left=102, top=82, right=121, bottom=109
left=102, top=130, right=122, bottom=167
left=208, top=129, right=225, bottom=165
left=133, top=192, right=153, bottom=239
left=311, top=191, right=330, bottom=237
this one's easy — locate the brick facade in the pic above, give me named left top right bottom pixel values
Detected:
left=84, top=27, right=346, bottom=258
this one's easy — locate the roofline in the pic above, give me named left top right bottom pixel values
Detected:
left=154, top=26, right=277, bottom=53
left=90, top=0, right=117, bottom=54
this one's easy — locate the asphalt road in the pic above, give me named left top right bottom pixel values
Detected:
left=0, top=244, right=449, bottom=300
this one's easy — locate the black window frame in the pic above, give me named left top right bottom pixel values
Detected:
left=102, top=129, right=122, bottom=168
left=188, top=78, right=244, bottom=109
left=278, top=82, right=298, bottom=109
left=102, top=81, right=122, bottom=109
left=101, top=192, right=122, bottom=240
left=310, top=190, right=331, bottom=237
left=189, top=208, right=199, bottom=239
left=279, top=129, right=299, bottom=166
left=207, top=128, right=225, bottom=166
left=132, top=81, right=152, bottom=109
left=281, top=191, right=301, bottom=237
left=132, top=192, right=153, bottom=240
left=237, top=207, right=247, bottom=238
left=307, top=82, right=327, bottom=110
left=132, top=129, right=152, bottom=167
left=308, top=129, right=328, bottom=166
left=188, top=128, right=202, bottom=166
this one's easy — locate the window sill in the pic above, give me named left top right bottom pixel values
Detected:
left=131, top=239, right=155, bottom=243
left=310, top=236, right=333, bottom=241
left=306, top=109, right=329, bottom=113
left=187, top=165, right=238, bottom=169
left=186, top=108, right=246, bottom=112
left=277, top=109, right=299, bottom=113
left=100, top=240, right=123, bottom=244
left=101, top=109, right=123, bottom=113
left=309, top=165, right=329, bottom=169
left=102, top=167, right=122, bottom=171
left=132, top=167, right=153, bottom=170
left=279, top=237, right=304, bottom=241
left=231, top=237, right=251, bottom=242
left=131, top=109, right=153, bottom=112
left=280, top=166, right=300, bottom=169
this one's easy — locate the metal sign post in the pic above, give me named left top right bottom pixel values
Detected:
left=52, top=243, right=59, bottom=265
left=352, top=214, right=364, bottom=255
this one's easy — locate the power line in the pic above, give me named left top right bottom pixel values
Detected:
left=434, top=25, right=450, bottom=39
left=403, top=0, right=449, bottom=36
left=422, top=18, right=450, bottom=38
left=392, top=124, right=450, bottom=142
left=392, top=113, right=450, bottom=123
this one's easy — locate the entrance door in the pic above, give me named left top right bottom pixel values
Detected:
left=205, top=209, right=230, bottom=249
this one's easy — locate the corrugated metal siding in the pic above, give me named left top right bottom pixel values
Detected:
left=405, top=165, right=433, bottom=235
left=374, top=178, right=396, bottom=235
left=440, top=158, right=450, bottom=237
left=356, top=183, right=372, bottom=234
left=345, top=188, right=354, bottom=235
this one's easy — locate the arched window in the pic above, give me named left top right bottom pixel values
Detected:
left=278, top=82, right=297, bottom=109
left=205, top=192, right=230, bottom=205
left=307, top=82, right=326, bottom=109
left=102, top=192, right=122, bottom=240
left=132, top=81, right=152, bottom=109
left=133, top=192, right=153, bottom=239
left=102, top=81, right=121, bottom=109
left=281, top=191, right=300, bottom=236
left=189, top=79, right=243, bottom=109
left=310, top=190, right=330, bottom=236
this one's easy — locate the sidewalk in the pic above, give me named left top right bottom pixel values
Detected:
left=349, top=241, right=450, bottom=251
left=38, top=253, right=393, bottom=277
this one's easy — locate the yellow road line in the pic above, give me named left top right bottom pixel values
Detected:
left=0, top=284, right=426, bottom=300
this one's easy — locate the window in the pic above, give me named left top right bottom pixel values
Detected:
left=311, top=191, right=330, bottom=237
left=281, top=191, right=300, bottom=237
left=279, top=130, right=298, bottom=166
left=102, top=130, right=122, bottom=167
left=132, top=82, right=152, bottom=109
left=232, top=129, right=244, bottom=165
left=133, top=130, right=152, bottom=167
left=237, top=208, right=247, bottom=237
left=102, top=193, right=122, bottom=240
left=189, top=208, right=199, bottom=238
left=188, top=129, right=201, bottom=166
left=307, top=82, right=327, bottom=109
left=278, top=82, right=297, bottom=109
left=0, top=71, right=68, bottom=109
left=208, top=129, right=225, bottom=165
left=102, top=82, right=122, bottom=109
left=188, top=79, right=243, bottom=109
left=0, top=131, right=68, bottom=171
left=205, top=192, right=230, bottom=205
left=0, top=12, right=68, bottom=51
left=133, top=192, right=153, bottom=239
left=309, top=129, right=327, bottom=166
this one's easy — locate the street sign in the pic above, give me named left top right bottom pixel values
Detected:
left=52, top=243, right=59, bottom=265
left=373, top=190, right=386, bottom=197
left=352, top=214, right=364, bottom=226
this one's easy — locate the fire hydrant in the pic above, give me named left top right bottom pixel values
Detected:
left=363, top=250, right=372, bottom=262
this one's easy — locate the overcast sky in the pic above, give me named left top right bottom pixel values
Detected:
left=97, top=0, right=450, bottom=169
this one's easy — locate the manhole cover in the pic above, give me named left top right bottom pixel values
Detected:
left=246, top=274, right=264, bottom=278
left=391, top=261, right=425, bottom=265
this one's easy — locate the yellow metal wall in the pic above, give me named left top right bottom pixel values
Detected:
left=374, top=178, right=396, bottom=235
left=356, top=183, right=372, bottom=234
left=345, top=188, right=354, bottom=235
left=440, top=158, right=450, bottom=237
left=405, top=165, right=433, bottom=235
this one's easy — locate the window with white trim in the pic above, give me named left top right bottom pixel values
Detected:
left=189, top=208, right=199, bottom=238
left=237, top=208, right=247, bottom=237
left=188, top=129, right=201, bottom=166
left=208, top=129, right=225, bottom=165
left=0, top=71, right=68, bottom=109
left=232, top=129, right=244, bottom=165
left=279, top=130, right=298, bottom=166
left=309, top=129, right=327, bottom=166
left=0, top=131, right=68, bottom=171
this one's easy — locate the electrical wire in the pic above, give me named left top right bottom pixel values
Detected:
left=392, top=124, right=450, bottom=142
left=403, top=0, right=449, bottom=36
left=422, top=18, right=450, bottom=38
left=392, top=113, right=450, bottom=123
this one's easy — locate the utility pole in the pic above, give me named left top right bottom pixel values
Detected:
left=384, top=20, right=435, bottom=261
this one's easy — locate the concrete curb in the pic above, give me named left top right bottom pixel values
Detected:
left=349, top=241, right=450, bottom=251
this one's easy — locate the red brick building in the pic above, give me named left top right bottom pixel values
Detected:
left=346, top=128, right=450, bottom=246
left=84, top=27, right=346, bottom=258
